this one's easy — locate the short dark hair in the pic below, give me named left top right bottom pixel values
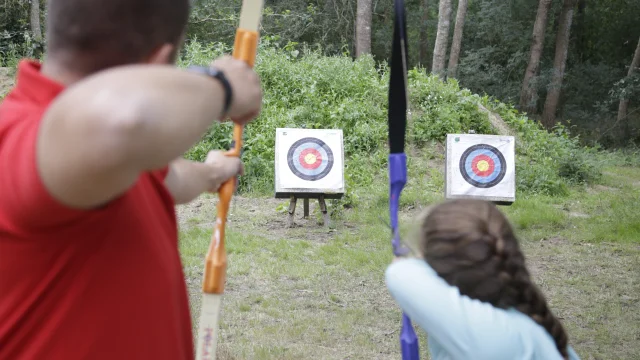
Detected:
left=46, top=0, right=190, bottom=73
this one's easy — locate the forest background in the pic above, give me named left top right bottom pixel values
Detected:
left=2, top=0, right=639, bottom=148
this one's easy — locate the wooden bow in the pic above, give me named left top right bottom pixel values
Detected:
left=195, top=1, right=264, bottom=359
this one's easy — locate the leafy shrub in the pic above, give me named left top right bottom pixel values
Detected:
left=481, top=98, right=602, bottom=195
left=179, top=40, right=389, bottom=199
left=408, top=70, right=493, bottom=144
left=178, top=40, right=602, bottom=201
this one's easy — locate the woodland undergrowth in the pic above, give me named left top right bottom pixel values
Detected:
left=179, top=39, right=605, bottom=205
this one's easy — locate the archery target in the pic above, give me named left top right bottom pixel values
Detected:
left=446, top=134, right=515, bottom=203
left=459, top=144, right=506, bottom=188
left=275, top=128, right=344, bottom=194
left=287, top=137, right=334, bottom=181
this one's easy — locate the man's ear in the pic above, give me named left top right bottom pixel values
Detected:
left=146, top=43, right=176, bottom=65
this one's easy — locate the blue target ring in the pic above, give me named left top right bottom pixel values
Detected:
left=459, top=144, right=506, bottom=188
left=287, top=137, right=334, bottom=181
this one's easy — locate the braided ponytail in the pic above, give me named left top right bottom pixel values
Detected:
left=498, top=235, right=569, bottom=359
left=420, top=200, right=570, bottom=359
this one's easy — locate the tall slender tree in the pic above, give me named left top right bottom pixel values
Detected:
left=617, top=36, right=640, bottom=131
left=432, top=0, right=452, bottom=78
left=30, top=0, right=42, bottom=42
left=355, top=0, right=373, bottom=57
left=573, top=0, right=587, bottom=62
left=419, top=0, right=430, bottom=67
left=446, top=0, right=468, bottom=79
left=542, top=0, right=576, bottom=128
left=519, top=0, right=553, bottom=115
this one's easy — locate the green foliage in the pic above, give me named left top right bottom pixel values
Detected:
left=186, top=0, right=355, bottom=57
left=0, top=0, right=44, bottom=66
left=3, top=0, right=639, bottom=147
left=456, top=0, right=640, bottom=147
left=408, top=70, right=493, bottom=143
left=481, top=97, right=602, bottom=196
left=180, top=41, right=602, bottom=201
left=598, top=145, right=640, bottom=168
left=0, top=31, right=40, bottom=68
left=180, top=40, right=389, bottom=201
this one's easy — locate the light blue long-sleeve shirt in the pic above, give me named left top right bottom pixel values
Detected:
left=385, top=258, right=581, bottom=360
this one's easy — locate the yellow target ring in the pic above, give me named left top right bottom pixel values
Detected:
left=476, top=160, right=490, bottom=172
left=304, top=153, right=317, bottom=165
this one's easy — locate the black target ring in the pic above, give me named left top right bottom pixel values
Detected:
left=287, top=137, right=334, bottom=181
left=459, top=144, right=507, bottom=188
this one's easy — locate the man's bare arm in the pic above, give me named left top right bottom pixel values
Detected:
left=164, top=154, right=242, bottom=205
left=37, top=59, right=260, bottom=209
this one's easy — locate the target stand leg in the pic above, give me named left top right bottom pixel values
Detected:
left=318, top=195, right=330, bottom=227
left=303, top=198, right=310, bottom=219
left=288, top=196, right=298, bottom=228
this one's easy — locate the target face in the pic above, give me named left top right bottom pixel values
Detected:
left=459, top=144, right=506, bottom=188
left=287, top=137, right=334, bottom=181
left=275, top=128, right=344, bottom=194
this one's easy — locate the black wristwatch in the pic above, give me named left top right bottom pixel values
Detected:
left=188, top=65, right=233, bottom=117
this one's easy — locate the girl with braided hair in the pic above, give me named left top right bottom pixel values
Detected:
left=385, top=199, right=580, bottom=360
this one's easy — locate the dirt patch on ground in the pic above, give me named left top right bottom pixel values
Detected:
left=477, top=103, right=514, bottom=136
left=177, top=195, right=339, bottom=244
left=522, top=239, right=639, bottom=360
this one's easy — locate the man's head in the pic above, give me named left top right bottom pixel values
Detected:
left=46, top=0, right=190, bottom=75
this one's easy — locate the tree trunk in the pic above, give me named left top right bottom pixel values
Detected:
left=541, top=0, right=576, bottom=129
left=574, top=0, right=587, bottom=62
left=432, top=0, right=452, bottom=78
left=355, top=0, right=373, bottom=58
left=617, top=36, right=640, bottom=129
left=519, top=0, right=553, bottom=115
left=30, top=0, right=42, bottom=42
left=446, top=0, right=468, bottom=79
left=419, top=0, right=429, bottom=67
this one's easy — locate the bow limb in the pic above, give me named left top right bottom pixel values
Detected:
left=196, top=1, right=264, bottom=359
left=388, top=0, right=420, bottom=358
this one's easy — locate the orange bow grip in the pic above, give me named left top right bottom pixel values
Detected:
left=202, top=28, right=259, bottom=295
left=232, top=29, right=259, bottom=67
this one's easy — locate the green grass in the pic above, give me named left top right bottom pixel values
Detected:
left=178, top=149, right=640, bottom=360
left=497, top=165, right=640, bottom=244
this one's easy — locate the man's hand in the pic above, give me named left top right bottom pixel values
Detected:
left=204, top=150, right=244, bottom=192
left=210, top=56, right=262, bottom=125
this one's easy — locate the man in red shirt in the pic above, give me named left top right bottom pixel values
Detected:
left=0, top=0, right=262, bottom=359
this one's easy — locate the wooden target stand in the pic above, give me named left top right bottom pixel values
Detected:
left=274, top=128, right=345, bottom=228
left=277, top=192, right=343, bottom=227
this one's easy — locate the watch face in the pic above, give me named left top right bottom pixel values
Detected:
left=189, top=65, right=217, bottom=77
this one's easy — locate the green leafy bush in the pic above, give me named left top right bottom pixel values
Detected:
left=178, top=40, right=602, bottom=201
left=481, top=98, right=602, bottom=195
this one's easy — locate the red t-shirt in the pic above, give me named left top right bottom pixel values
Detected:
left=0, top=61, right=194, bottom=360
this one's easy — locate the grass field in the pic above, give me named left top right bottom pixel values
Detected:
left=178, top=148, right=640, bottom=360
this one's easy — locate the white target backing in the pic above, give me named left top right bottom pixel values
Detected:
left=445, top=134, right=516, bottom=204
left=275, top=128, right=345, bottom=198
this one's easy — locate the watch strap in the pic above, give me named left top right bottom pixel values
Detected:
left=187, top=65, right=233, bottom=117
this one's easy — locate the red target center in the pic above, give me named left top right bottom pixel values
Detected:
left=471, top=155, right=495, bottom=177
left=299, top=148, right=323, bottom=170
